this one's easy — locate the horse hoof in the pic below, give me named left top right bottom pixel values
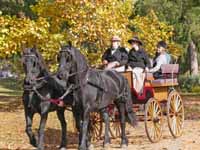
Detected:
left=59, top=147, right=67, bottom=150
left=88, top=144, right=94, bottom=150
left=104, top=143, right=110, bottom=149
left=121, top=144, right=127, bottom=149
left=30, top=138, right=37, bottom=147
left=79, top=147, right=87, bottom=150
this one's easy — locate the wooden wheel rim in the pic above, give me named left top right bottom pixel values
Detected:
left=89, top=112, right=103, bottom=141
left=145, top=98, right=163, bottom=143
left=167, top=90, right=184, bottom=138
left=108, top=105, right=121, bottom=138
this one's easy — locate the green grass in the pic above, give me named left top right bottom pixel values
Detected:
left=180, top=92, right=200, bottom=96
left=0, top=78, right=22, bottom=96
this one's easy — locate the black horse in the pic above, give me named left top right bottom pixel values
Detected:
left=57, top=45, right=137, bottom=150
left=22, top=47, right=71, bottom=150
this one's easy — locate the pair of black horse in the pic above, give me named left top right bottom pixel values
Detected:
left=22, top=44, right=137, bottom=150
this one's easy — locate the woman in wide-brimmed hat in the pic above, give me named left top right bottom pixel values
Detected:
left=102, top=35, right=128, bottom=71
left=127, top=36, right=151, bottom=94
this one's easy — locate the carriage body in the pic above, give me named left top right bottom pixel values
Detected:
left=90, top=64, right=184, bottom=143
left=121, top=64, right=179, bottom=103
left=120, top=64, right=184, bottom=142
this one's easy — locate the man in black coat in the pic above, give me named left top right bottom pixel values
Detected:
left=102, top=36, right=128, bottom=71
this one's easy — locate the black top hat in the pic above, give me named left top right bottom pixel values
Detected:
left=128, top=36, right=143, bottom=45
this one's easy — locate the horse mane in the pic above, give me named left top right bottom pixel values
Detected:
left=34, top=48, right=49, bottom=75
left=62, top=45, right=89, bottom=71
left=61, top=45, right=89, bottom=87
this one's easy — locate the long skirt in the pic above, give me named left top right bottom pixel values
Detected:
left=127, top=66, right=145, bottom=94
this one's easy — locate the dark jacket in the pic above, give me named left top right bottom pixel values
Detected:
left=102, top=47, right=128, bottom=66
left=128, top=48, right=151, bottom=69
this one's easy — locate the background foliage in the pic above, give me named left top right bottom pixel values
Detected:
left=0, top=0, right=198, bottom=75
left=133, top=0, right=200, bottom=72
left=0, top=0, right=181, bottom=69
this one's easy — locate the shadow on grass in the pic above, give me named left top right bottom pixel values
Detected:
left=0, top=78, right=23, bottom=90
left=0, top=128, right=78, bottom=150
left=0, top=96, right=23, bottom=112
left=44, top=128, right=78, bottom=149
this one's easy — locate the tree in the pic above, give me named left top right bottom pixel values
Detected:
left=133, top=0, right=200, bottom=74
left=0, top=0, right=182, bottom=72
left=0, top=14, right=65, bottom=71
left=32, top=0, right=134, bottom=65
left=0, top=0, right=37, bottom=18
left=131, top=10, right=181, bottom=58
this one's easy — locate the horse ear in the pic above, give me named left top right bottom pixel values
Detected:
left=68, top=41, right=72, bottom=49
left=33, top=45, right=36, bottom=49
left=32, top=45, right=36, bottom=51
left=22, top=43, right=27, bottom=54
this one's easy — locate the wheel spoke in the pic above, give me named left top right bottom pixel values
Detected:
left=176, top=116, right=183, bottom=127
left=176, top=117, right=181, bottom=133
left=170, top=100, right=175, bottom=112
left=177, top=102, right=183, bottom=113
left=156, top=108, right=161, bottom=116
left=172, top=116, right=176, bottom=134
left=154, top=122, right=161, bottom=138
left=149, top=103, right=153, bottom=117
left=149, top=126, right=154, bottom=139
left=154, top=103, right=159, bottom=116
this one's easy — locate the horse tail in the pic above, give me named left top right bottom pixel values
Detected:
left=124, top=79, right=138, bottom=127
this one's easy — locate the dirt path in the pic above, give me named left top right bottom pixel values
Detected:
left=0, top=96, right=200, bottom=150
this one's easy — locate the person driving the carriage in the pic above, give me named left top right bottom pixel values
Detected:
left=102, top=35, right=128, bottom=71
left=149, top=41, right=171, bottom=79
left=126, top=36, right=151, bottom=94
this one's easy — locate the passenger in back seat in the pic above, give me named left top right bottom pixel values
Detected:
left=149, top=41, right=171, bottom=78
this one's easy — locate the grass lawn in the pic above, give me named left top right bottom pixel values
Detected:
left=0, top=78, right=22, bottom=96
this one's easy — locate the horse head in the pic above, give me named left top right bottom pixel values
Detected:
left=22, top=46, right=46, bottom=86
left=57, top=45, right=74, bottom=82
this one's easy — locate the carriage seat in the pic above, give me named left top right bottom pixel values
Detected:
left=145, top=72, right=154, bottom=81
left=151, top=64, right=179, bottom=87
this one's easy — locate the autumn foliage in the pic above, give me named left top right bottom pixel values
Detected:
left=0, top=0, right=181, bottom=70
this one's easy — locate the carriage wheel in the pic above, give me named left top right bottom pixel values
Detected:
left=89, top=112, right=103, bottom=141
left=108, top=106, right=121, bottom=139
left=167, top=90, right=184, bottom=138
left=145, top=98, right=163, bottom=143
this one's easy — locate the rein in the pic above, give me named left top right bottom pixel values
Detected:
left=32, top=84, right=73, bottom=102
left=68, top=68, right=88, bottom=77
left=23, top=53, right=66, bottom=106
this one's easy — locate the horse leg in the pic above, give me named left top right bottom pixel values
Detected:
left=72, top=106, right=83, bottom=146
left=101, top=108, right=110, bottom=147
left=79, top=107, right=90, bottom=150
left=118, top=102, right=128, bottom=148
left=24, top=109, right=37, bottom=147
left=56, top=109, right=67, bottom=150
left=23, top=92, right=37, bottom=147
left=37, top=113, right=48, bottom=150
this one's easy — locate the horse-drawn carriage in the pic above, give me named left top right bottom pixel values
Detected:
left=90, top=64, right=184, bottom=143
left=22, top=46, right=184, bottom=150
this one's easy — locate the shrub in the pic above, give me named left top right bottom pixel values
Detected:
left=178, top=74, right=200, bottom=93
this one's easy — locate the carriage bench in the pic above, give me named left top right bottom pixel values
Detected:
left=148, top=64, right=179, bottom=87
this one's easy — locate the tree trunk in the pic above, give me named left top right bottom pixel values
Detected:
left=188, top=40, right=198, bottom=75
